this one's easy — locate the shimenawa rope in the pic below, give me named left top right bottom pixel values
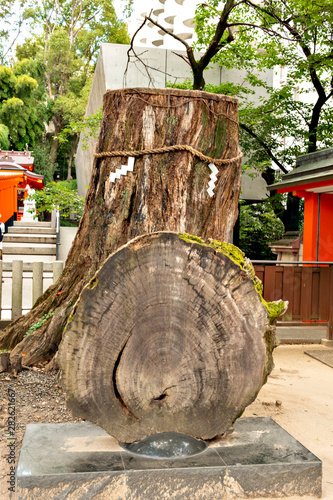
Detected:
left=94, top=144, right=243, bottom=167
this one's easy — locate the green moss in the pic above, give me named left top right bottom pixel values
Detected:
left=262, top=300, right=286, bottom=323
left=232, top=408, right=245, bottom=424
left=213, top=119, right=227, bottom=157
left=179, top=233, right=203, bottom=245
left=178, top=232, right=286, bottom=325
left=120, top=189, right=129, bottom=215
left=87, top=277, right=98, bottom=289
left=193, top=162, right=210, bottom=190
left=157, top=160, right=167, bottom=176
left=166, top=114, right=178, bottom=126
left=201, top=104, right=209, bottom=129
left=23, top=311, right=56, bottom=338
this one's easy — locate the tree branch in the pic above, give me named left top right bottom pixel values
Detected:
left=240, top=122, right=288, bottom=173
left=198, top=0, right=236, bottom=71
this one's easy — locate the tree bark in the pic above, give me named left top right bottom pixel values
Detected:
left=0, top=87, right=242, bottom=369
left=66, top=133, right=78, bottom=181
left=60, top=232, right=274, bottom=443
left=49, top=135, right=59, bottom=168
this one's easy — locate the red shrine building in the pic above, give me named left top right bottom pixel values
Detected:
left=0, top=150, right=44, bottom=227
left=270, top=148, right=333, bottom=262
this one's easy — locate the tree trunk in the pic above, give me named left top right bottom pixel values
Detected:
left=49, top=135, right=59, bottom=168
left=0, top=88, right=242, bottom=369
left=60, top=232, right=275, bottom=442
left=66, top=134, right=78, bottom=181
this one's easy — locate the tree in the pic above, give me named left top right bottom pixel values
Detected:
left=239, top=200, right=285, bottom=260
left=196, top=0, right=333, bottom=228
left=24, top=0, right=130, bottom=169
left=0, top=123, right=9, bottom=149
left=6, top=1, right=130, bottom=178
left=0, top=65, right=46, bottom=150
left=28, top=180, right=85, bottom=220
left=0, top=0, right=30, bottom=64
left=132, top=0, right=333, bottom=231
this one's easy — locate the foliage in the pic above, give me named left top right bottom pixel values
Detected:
left=2, top=0, right=131, bottom=177
left=239, top=201, right=285, bottom=260
left=58, top=107, right=103, bottom=150
left=166, top=1, right=333, bottom=232
left=194, top=0, right=333, bottom=158
left=0, top=65, right=47, bottom=150
left=0, top=0, right=31, bottom=64
left=0, top=123, right=10, bottom=149
left=28, top=180, right=85, bottom=219
left=31, top=140, right=54, bottom=183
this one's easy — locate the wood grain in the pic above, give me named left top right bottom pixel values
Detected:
left=60, top=232, right=272, bottom=443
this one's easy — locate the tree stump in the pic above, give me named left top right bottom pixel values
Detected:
left=91, top=87, right=242, bottom=246
left=59, top=232, right=278, bottom=443
left=0, top=88, right=242, bottom=366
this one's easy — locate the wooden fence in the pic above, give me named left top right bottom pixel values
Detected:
left=254, top=264, right=333, bottom=340
left=0, top=260, right=64, bottom=323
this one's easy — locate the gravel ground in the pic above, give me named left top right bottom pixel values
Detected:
left=0, top=367, right=81, bottom=499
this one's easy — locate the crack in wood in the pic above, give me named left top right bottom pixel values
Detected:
left=152, top=393, right=167, bottom=402
left=112, top=341, right=140, bottom=421
left=150, top=384, right=177, bottom=405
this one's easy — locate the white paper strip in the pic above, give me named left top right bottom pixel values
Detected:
left=207, top=162, right=218, bottom=197
left=109, top=157, right=135, bottom=184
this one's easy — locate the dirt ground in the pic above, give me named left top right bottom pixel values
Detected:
left=0, top=344, right=332, bottom=500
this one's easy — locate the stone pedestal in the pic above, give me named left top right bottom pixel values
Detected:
left=16, top=417, right=322, bottom=499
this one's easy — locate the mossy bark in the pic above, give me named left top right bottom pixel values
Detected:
left=0, top=88, right=242, bottom=369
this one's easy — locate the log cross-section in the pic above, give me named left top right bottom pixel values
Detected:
left=60, top=232, right=273, bottom=443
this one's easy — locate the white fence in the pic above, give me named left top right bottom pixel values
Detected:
left=0, top=260, right=64, bottom=321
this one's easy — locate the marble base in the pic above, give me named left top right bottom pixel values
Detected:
left=16, top=417, right=322, bottom=499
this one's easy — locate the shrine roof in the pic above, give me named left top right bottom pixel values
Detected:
left=0, top=150, right=34, bottom=167
left=268, top=148, right=333, bottom=191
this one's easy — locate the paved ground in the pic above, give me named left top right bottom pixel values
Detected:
left=243, top=344, right=333, bottom=500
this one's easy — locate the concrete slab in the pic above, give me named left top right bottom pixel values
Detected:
left=16, top=417, right=321, bottom=499
left=13, top=221, right=52, bottom=227
left=304, top=348, right=333, bottom=368
left=276, top=325, right=327, bottom=344
left=8, top=227, right=56, bottom=234
left=58, top=226, right=78, bottom=262
left=3, top=235, right=56, bottom=244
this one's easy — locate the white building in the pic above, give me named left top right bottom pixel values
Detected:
left=128, top=0, right=197, bottom=49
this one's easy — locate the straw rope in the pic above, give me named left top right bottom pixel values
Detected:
left=94, top=145, right=243, bottom=167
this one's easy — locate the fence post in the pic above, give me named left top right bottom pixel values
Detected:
left=0, top=261, right=2, bottom=320
left=33, top=262, right=43, bottom=306
left=12, top=260, right=23, bottom=320
left=53, top=261, right=64, bottom=284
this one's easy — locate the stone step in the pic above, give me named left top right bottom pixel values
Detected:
left=2, top=254, right=56, bottom=263
left=8, top=227, right=56, bottom=235
left=13, top=221, right=52, bottom=228
left=3, top=244, right=56, bottom=255
left=3, top=234, right=57, bottom=244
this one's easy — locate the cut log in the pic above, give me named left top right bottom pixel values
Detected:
left=0, top=87, right=243, bottom=367
left=59, top=232, right=278, bottom=443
